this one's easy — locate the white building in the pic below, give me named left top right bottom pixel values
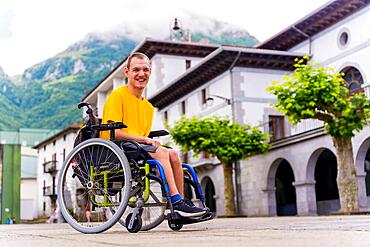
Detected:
left=33, top=125, right=79, bottom=219
left=82, top=0, right=370, bottom=216
left=20, top=146, right=38, bottom=220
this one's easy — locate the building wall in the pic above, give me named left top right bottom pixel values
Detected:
left=36, top=131, right=77, bottom=217
left=21, top=179, right=38, bottom=220
left=290, top=5, right=370, bottom=65
left=148, top=54, right=203, bottom=99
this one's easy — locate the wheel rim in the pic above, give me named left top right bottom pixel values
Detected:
left=57, top=139, right=131, bottom=233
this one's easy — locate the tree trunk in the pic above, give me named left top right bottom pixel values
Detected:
left=332, top=136, right=359, bottom=213
left=221, top=161, right=236, bottom=216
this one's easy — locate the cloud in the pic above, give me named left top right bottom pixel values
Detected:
left=0, top=9, right=15, bottom=40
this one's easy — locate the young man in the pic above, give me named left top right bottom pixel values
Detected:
left=100, top=52, right=207, bottom=217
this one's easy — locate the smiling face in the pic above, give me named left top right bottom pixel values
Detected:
left=124, top=56, right=151, bottom=91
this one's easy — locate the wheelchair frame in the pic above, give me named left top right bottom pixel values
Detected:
left=57, top=102, right=214, bottom=234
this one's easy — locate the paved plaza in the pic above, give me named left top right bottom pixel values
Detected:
left=1, top=215, right=370, bottom=246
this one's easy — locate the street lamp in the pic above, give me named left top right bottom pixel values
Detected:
left=206, top=94, right=231, bottom=106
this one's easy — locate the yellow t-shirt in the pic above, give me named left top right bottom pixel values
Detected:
left=100, top=86, right=154, bottom=139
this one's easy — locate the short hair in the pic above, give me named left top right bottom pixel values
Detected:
left=126, top=52, right=151, bottom=68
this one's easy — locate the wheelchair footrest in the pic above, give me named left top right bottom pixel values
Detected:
left=169, top=211, right=216, bottom=225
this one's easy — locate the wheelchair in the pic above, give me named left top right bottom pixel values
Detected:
left=57, top=102, right=215, bottom=234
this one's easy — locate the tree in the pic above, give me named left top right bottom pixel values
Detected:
left=170, top=116, right=269, bottom=216
left=267, top=57, right=370, bottom=213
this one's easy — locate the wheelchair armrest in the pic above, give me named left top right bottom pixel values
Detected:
left=92, top=121, right=127, bottom=131
left=148, top=129, right=169, bottom=138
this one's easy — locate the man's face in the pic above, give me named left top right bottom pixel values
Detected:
left=124, top=57, right=151, bottom=90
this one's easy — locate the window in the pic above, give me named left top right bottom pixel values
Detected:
left=53, top=140, right=56, bottom=146
left=269, top=116, right=285, bottom=142
left=341, top=66, right=364, bottom=94
left=338, top=28, right=350, bottom=49
left=201, top=88, right=207, bottom=105
left=63, top=135, right=66, bottom=141
left=181, top=101, right=186, bottom=115
left=185, top=60, right=191, bottom=70
left=63, top=149, right=66, bottom=162
left=164, top=111, right=168, bottom=122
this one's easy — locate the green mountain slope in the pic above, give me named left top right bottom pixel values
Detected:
left=0, top=23, right=259, bottom=130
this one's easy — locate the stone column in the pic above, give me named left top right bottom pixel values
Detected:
left=362, top=83, right=370, bottom=99
left=113, top=77, right=123, bottom=90
left=97, top=92, right=107, bottom=118
left=292, top=180, right=317, bottom=216
left=262, top=187, right=277, bottom=216
left=356, top=172, right=369, bottom=211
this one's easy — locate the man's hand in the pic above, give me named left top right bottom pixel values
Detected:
left=145, top=138, right=161, bottom=148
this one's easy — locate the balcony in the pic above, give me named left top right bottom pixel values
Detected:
left=42, top=161, right=57, bottom=174
left=43, top=185, right=56, bottom=197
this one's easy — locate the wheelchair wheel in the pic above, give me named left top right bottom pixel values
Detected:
left=119, top=175, right=166, bottom=231
left=168, top=220, right=183, bottom=231
left=57, top=138, right=132, bottom=234
left=125, top=213, right=142, bottom=233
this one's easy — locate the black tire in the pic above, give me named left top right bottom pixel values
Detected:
left=125, top=213, right=142, bottom=233
left=168, top=220, right=183, bottom=231
left=57, top=138, right=132, bottom=234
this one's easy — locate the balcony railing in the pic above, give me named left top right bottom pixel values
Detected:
left=290, top=119, right=324, bottom=136
left=43, top=185, right=56, bottom=197
left=42, top=161, right=57, bottom=174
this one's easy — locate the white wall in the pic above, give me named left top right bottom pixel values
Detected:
left=21, top=179, right=38, bottom=220
left=290, top=6, right=370, bottom=64
left=147, top=54, right=204, bottom=99
left=36, top=131, right=77, bottom=217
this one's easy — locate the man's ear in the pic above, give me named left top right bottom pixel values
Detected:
left=123, top=67, right=129, bottom=77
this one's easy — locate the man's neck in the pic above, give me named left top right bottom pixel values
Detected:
left=127, top=85, right=144, bottom=99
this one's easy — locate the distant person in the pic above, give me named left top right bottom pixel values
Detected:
left=100, top=52, right=207, bottom=217
left=48, top=208, right=56, bottom=224
left=85, top=205, right=91, bottom=223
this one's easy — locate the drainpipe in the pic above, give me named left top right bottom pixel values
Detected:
left=292, top=25, right=311, bottom=54
left=229, top=51, right=241, bottom=215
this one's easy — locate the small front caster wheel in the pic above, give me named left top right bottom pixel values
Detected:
left=125, top=213, right=142, bottom=233
left=168, top=220, right=183, bottom=231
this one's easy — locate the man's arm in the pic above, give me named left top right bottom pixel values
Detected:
left=114, top=129, right=161, bottom=147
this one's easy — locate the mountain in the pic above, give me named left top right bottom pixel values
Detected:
left=0, top=66, right=24, bottom=129
left=19, top=34, right=137, bottom=129
left=0, top=17, right=259, bottom=130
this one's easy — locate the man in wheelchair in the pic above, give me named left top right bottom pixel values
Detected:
left=99, top=52, right=207, bottom=218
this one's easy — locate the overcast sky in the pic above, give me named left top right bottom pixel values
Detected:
left=0, top=0, right=330, bottom=76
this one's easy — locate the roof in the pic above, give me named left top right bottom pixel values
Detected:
left=148, top=46, right=307, bottom=110
left=33, top=124, right=80, bottom=149
left=258, top=0, right=370, bottom=51
left=82, top=38, right=219, bottom=102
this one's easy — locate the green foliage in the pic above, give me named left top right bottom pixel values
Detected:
left=170, top=116, right=269, bottom=164
left=267, top=57, right=370, bottom=138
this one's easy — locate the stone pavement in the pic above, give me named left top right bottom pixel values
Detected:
left=1, top=215, right=370, bottom=246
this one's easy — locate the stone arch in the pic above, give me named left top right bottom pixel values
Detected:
left=266, top=158, right=297, bottom=216
left=307, top=148, right=339, bottom=215
left=201, top=176, right=217, bottom=213
left=355, top=137, right=370, bottom=210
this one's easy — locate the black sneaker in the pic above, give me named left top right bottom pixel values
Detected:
left=171, top=199, right=207, bottom=217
